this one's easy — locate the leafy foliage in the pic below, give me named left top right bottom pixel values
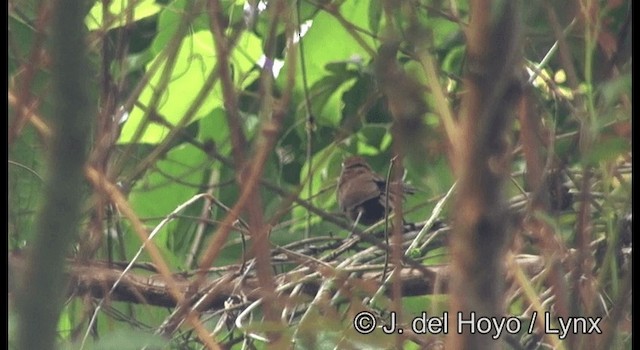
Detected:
left=9, top=0, right=631, bottom=349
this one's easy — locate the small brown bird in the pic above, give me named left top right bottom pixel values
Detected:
left=337, top=156, right=414, bottom=225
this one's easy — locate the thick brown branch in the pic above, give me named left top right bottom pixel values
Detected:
left=9, top=253, right=545, bottom=311
left=448, top=1, right=523, bottom=349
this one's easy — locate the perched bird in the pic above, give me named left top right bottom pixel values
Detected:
left=337, top=156, right=414, bottom=225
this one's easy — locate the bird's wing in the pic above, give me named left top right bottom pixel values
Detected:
left=373, top=179, right=416, bottom=195
left=339, top=177, right=382, bottom=210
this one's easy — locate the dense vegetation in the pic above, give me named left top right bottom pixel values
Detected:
left=9, top=1, right=631, bottom=349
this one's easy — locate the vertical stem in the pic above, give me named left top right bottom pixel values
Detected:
left=447, top=1, right=522, bottom=349
left=16, top=0, right=94, bottom=349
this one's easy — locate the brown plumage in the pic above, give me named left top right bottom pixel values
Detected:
left=337, top=156, right=414, bottom=225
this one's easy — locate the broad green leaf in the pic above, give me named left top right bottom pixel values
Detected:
left=119, top=30, right=262, bottom=144
left=291, top=147, right=341, bottom=232
left=306, top=72, right=358, bottom=127
left=280, top=0, right=377, bottom=127
left=151, top=0, right=209, bottom=55
left=198, top=108, right=231, bottom=149
left=356, top=125, right=392, bottom=155
left=85, top=0, right=162, bottom=31
left=128, top=144, right=207, bottom=258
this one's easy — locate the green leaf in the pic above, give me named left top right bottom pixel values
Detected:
left=422, top=246, right=448, bottom=265
left=85, top=0, right=162, bottom=31
left=582, top=137, right=630, bottom=165
left=151, top=0, right=209, bottom=54
left=119, top=29, right=262, bottom=144
left=128, top=144, right=207, bottom=257
left=368, top=0, right=383, bottom=35
left=355, top=125, right=392, bottom=155
left=307, top=73, right=358, bottom=127
left=82, top=329, right=166, bottom=350
left=291, top=147, right=342, bottom=232
left=600, top=73, right=631, bottom=111
left=198, top=108, right=231, bottom=150
left=279, top=0, right=377, bottom=126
